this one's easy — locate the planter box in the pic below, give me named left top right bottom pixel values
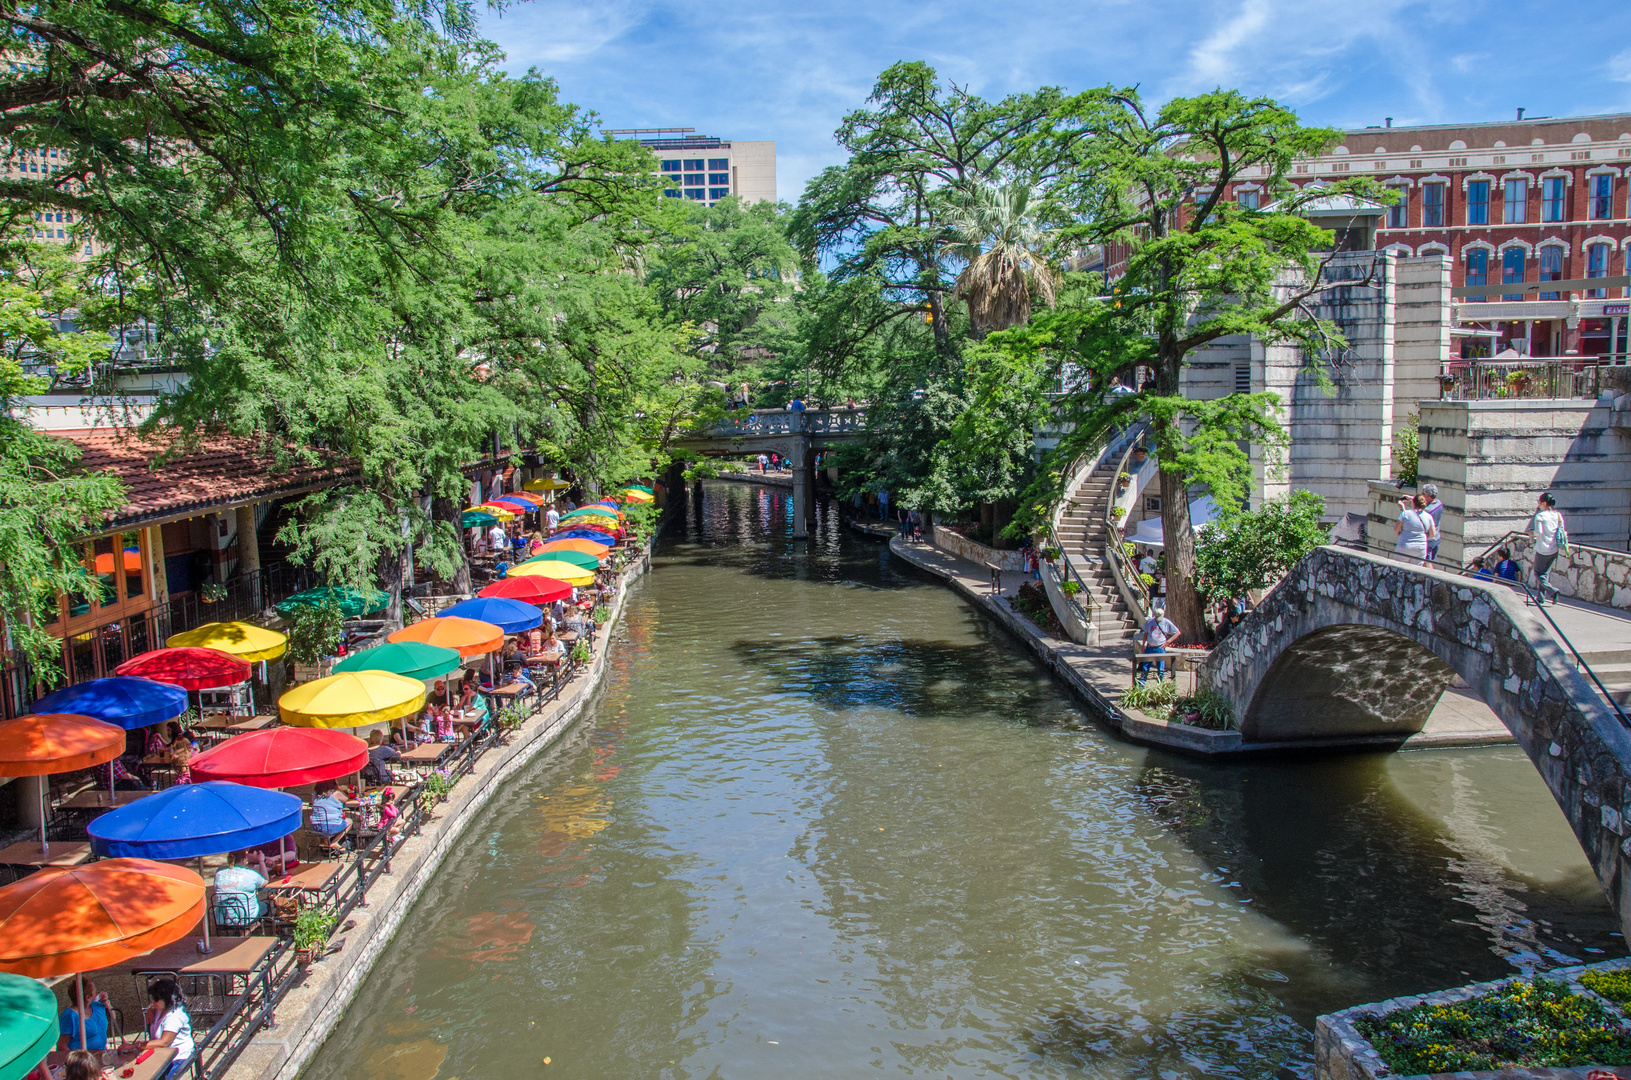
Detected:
left=1315, top=957, right=1631, bottom=1080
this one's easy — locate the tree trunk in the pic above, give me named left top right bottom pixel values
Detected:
left=376, top=542, right=410, bottom=633
left=431, top=495, right=471, bottom=595
left=1153, top=340, right=1206, bottom=642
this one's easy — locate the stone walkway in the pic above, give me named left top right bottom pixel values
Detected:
left=891, top=535, right=1531, bottom=753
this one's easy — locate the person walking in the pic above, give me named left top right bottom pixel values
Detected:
left=545, top=504, right=560, bottom=534
left=1421, top=483, right=1444, bottom=565
left=878, top=489, right=890, bottom=522
left=1494, top=546, right=1522, bottom=582
left=1526, top=492, right=1568, bottom=604
left=907, top=509, right=921, bottom=542
left=1393, top=493, right=1436, bottom=566
left=756, top=453, right=768, bottom=474
left=1138, top=604, right=1180, bottom=684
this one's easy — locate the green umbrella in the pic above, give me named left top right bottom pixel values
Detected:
left=274, top=586, right=390, bottom=619
left=0, top=972, right=57, bottom=1080
left=462, top=510, right=498, bottom=528
left=333, top=641, right=463, bottom=683
left=525, top=550, right=599, bottom=571
left=622, top=484, right=653, bottom=495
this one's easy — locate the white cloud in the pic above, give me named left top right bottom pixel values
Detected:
left=482, top=1, right=649, bottom=66
left=1610, top=47, right=1631, bottom=83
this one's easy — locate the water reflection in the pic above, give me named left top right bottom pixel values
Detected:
left=304, top=480, right=1620, bottom=1080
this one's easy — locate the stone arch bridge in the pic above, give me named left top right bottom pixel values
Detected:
left=1199, top=545, right=1631, bottom=937
left=672, top=408, right=869, bottom=537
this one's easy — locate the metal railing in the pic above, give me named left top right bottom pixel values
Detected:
left=1105, top=431, right=1154, bottom=619
left=186, top=939, right=299, bottom=1080
left=1440, top=360, right=1604, bottom=401
left=689, top=407, right=869, bottom=441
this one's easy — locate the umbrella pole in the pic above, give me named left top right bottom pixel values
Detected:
left=39, top=779, right=48, bottom=855
left=199, top=857, right=212, bottom=953
left=78, top=972, right=88, bottom=1053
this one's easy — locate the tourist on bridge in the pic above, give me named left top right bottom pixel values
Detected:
left=1421, top=483, right=1444, bottom=565
left=1138, top=604, right=1180, bottom=683
left=1526, top=493, right=1568, bottom=605
left=1393, top=493, right=1437, bottom=567
left=878, top=489, right=890, bottom=521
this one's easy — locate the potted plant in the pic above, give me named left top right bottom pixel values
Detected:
left=570, top=639, right=593, bottom=665
left=1110, top=506, right=1126, bottom=523
left=591, top=604, right=611, bottom=624
left=418, top=769, right=453, bottom=814
left=495, top=705, right=526, bottom=741
left=293, top=908, right=336, bottom=965
left=1043, top=545, right=1062, bottom=562
left=1060, top=580, right=1082, bottom=597
left=1130, top=445, right=1148, bottom=464
left=1116, top=471, right=1131, bottom=491
left=199, top=582, right=228, bottom=604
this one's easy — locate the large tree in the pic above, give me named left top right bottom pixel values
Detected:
left=1039, top=88, right=1385, bottom=637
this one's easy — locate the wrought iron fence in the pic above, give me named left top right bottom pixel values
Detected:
left=1439, top=361, right=1604, bottom=401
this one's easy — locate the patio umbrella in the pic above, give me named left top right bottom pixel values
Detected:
left=489, top=498, right=539, bottom=514
left=622, top=491, right=654, bottom=503
left=554, top=530, right=615, bottom=546
left=471, top=504, right=516, bottom=521
left=623, top=484, right=653, bottom=495
left=508, top=560, right=595, bottom=586
left=278, top=671, right=427, bottom=730
left=388, top=616, right=503, bottom=659
left=438, top=597, right=542, bottom=635
left=0, top=972, right=56, bottom=1080
left=32, top=676, right=187, bottom=731
left=190, top=727, right=368, bottom=789
left=0, top=858, right=206, bottom=1048
left=0, top=714, right=125, bottom=854
left=89, top=782, right=303, bottom=860
left=462, top=510, right=498, bottom=529
left=563, top=510, right=617, bottom=524
left=167, top=622, right=288, bottom=664
left=334, top=641, right=463, bottom=682
left=115, top=647, right=251, bottom=691
left=540, top=539, right=610, bottom=560
left=524, top=549, right=598, bottom=571
left=479, top=576, right=574, bottom=605
left=274, top=586, right=390, bottom=619
left=524, top=477, right=571, bottom=492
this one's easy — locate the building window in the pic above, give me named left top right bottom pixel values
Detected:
left=1236, top=188, right=1259, bottom=210
left=663, top=189, right=680, bottom=198
left=1465, top=248, right=1488, bottom=302
left=1538, top=246, right=1563, bottom=299
left=1386, top=186, right=1406, bottom=227
left=708, top=158, right=728, bottom=170
left=1590, top=174, right=1613, bottom=220
left=708, top=173, right=730, bottom=185
left=1501, top=246, right=1525, bottom=300
left=1233, top=366, right=1250, bottom=393
left=1587, top=243, right=1610, bottom=298
left=685, top=190, right=705, bottom=200
left=1466, top=180, right=1489, bottom=225
left=1422, top=182, right=1444, bottom=227
left=709, top=187, right=730, bottom=200
left=683, top=160, right=703, bottom=172
left=660, top=160, right=681, bottom=172
left=1542, top=177, right=1565, bottom=223
left=1503, top=179, right=1527, bottom=224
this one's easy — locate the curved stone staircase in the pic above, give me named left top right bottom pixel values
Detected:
left=1053, top=460, right=1139, bottom=643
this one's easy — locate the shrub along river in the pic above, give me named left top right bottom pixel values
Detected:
left=303, top=480, right=1623, bottom=1080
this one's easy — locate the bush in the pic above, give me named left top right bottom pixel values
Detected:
left=1355, top=979, right=1631, bottom=1075
left=1119, top=678, right=1180, bottom=716
left=287, top=599, right=346, bottom=666
left=1193, top=490, right=1328, bottom=605
left=1169, top=689, right=1234, bottom=730
left=1393, top=411, right=1420, bottom=486
left=1582, top=968, right=1631, bottom=1004
left=1010, top=580, right=1063, bottom=636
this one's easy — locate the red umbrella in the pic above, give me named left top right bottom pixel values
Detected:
left=189, top=727, right=368, bottom=789
left=115, top=647, right=252, bottom=691
left=489, top=498, right=536, bottom=513
left=479, top=577, right=573, bottom=605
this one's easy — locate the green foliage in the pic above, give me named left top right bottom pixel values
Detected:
left=496, top=705, right=527, bottom=733
left=286, top=600, right=346, bottom=666
left=1582, top=969, right=1631, bottom=1004
left=569, top=639, right=592, bottom=663
left=1355, top=979, right=1631, bottom=1075
left=1394, top=411, right=1420, bottom=486
left=1119, top=678, right=1180, bottom=715
left=591, top=604, right=611, bottom=624
left=1170, top=690, right=1235, bottom=730
left=1193, top=490, right=1329, bottom=605
left=292, top=908, right=337, bottom=953
left=418, top=769, right=453, bottom=808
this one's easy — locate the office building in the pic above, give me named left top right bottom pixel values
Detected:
left=609, top=128, right=776, bottom=207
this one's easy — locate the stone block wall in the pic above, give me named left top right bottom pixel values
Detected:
left=929, top=527, right=1026, bottom=572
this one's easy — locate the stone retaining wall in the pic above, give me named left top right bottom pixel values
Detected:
left=929, top=527, right=1026, bottom=572
left=225, top=549, right=651, bottom=1080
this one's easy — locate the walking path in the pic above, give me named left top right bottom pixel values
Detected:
left=891, top=535, right=1532, bottom=753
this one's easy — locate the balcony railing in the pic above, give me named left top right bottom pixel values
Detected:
left=1439, top=360, right=1605, bottom=401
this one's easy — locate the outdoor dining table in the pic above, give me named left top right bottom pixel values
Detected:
left=122, top=933, right=277, bottom=980
left=262, top=860, right=344, bottom=897
left=399, top=742, right=452, bottom=765
left=45, top=1045, right=174, bottom=1080
left=195, top=714, right=277, bottom=733
left=60, top=789, right=149, bottom=810
left=0, top=839, right=93, bottom=867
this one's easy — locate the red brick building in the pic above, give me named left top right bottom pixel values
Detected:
left=1220, top=111, right=1631, bottom=359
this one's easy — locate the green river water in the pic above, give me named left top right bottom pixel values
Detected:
left=302, top=480, right=1622, bottom=1080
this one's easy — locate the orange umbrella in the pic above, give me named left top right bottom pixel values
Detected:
left=388, top=616, right=503, bottom=659
left=539, top=539, right=609, bottom=561
left=0, top=858, right=205, bottom=976
left=0, top=714, right=125, bottom=855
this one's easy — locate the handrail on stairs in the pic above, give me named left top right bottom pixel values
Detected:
left=1104, top=425, right=1153, bottom=620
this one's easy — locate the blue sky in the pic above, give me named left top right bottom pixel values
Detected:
left=480, top=0, right=1631, bottom=204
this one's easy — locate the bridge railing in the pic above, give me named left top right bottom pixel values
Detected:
left=688, top=408, right=869, bottom=440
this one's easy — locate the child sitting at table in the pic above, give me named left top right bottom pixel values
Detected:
left=169, top=731, right=194, bottom=784
left=435, top=708, right=455, bottom=742
left=380, top=787, right=400, bottom=841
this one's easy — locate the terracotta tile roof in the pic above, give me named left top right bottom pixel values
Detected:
left=52, top=427, right=358, bottom=531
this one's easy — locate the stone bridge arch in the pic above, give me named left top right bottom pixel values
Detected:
left=1199, top=545, right=1631, bottom=937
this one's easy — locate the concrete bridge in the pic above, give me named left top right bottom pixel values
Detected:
left=673, top=408, right=870, bottom=537
left=1199, top=544, right=1631, bottom=937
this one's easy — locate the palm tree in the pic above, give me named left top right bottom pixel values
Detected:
left=946, top=182, right=1059, bottom=337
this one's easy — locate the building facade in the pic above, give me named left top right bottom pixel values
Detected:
left=609, top=128, right=776, bottom=207
left=1218, top=112, right=1631, bottom=360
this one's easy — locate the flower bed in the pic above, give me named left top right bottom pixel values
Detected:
left=1353, top=978, right=1631, bottom=1075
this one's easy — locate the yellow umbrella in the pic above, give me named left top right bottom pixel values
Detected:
left=621, top=490, right=654, bottom=503
left=508, top=560, right=595, bottom=586
left=277, top=671, right=427, bottom=730
left=471, top=504, right=516, bottom=521
left=166, top=621, right=288, bottom=664
left=525, top=478, right=571, bottom=492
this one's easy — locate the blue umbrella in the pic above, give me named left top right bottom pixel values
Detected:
left=32, top=676, right=187, bottom=730
left=437, top=596, right=542, bottom=635
left=87, top=781, right=303, bottom=860
left=554, top=530, right=615, bottom=546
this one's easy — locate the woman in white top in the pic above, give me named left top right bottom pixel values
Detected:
left=143, top=979, right=194, bottom=1078
left=1394, top=493, right=1437, bottom=566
